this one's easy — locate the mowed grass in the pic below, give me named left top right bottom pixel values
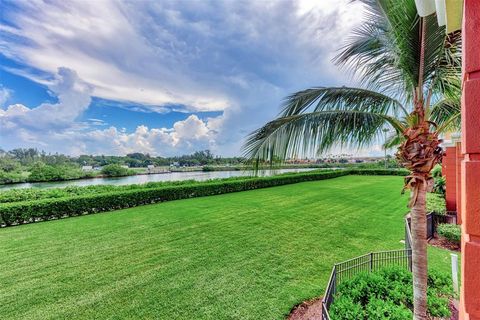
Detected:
left=0, top=175, right=455, bottom=320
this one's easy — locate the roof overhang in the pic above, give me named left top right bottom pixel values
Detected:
left=414, top=0, right=463, bottom=33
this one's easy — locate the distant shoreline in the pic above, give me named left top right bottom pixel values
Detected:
left=0, top=165, right=324, bottom=187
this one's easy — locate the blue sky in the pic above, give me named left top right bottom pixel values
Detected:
left=0, top=0, right=377, bottom=156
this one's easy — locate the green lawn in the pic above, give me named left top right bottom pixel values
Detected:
left=0, top=175, right=455, bottom=319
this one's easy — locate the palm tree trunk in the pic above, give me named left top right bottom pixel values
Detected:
left=410, top=181, right=428, bottom=320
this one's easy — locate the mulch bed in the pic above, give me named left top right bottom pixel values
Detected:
left=288, top=297, right=324, bottom=320
left=428, top=235, right=460, bottom=252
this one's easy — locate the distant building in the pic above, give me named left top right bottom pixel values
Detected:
left=121, top=165, right=129, bottom=169
left=147, top=165, right=155, bottom=169
left=81, top=165, right=93, bottom=171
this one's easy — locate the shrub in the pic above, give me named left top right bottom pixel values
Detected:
left=330, top=296, right=365, bottom=320
left=364, top=298, right=412, bottom=320
left=437, top=223, right=461, bottom=242
left=101, top=164, right=132, bottom=177
left=427, top=293, right=451, bottom=318
left=27, top=163, right=86, bottom=182
left=329, top=268, right=453, bottom=320
left=431, top=164, right=443, bottom=178
left=426, top=192, right=446, bottom=215
left=433, top=176, right=446, bottom=196
left=0, top=170, right=26, bottom=184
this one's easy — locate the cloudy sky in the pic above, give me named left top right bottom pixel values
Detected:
left=0, top=0, right=379, bottom=157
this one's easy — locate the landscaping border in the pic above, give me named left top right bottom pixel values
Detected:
left=322, top=208, right=455, bottom=319
left=0, top=169, right=408, bottom=227
left=321, top=249, right=412, bottom=320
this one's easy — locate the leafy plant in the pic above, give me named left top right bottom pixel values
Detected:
left=426, top=193, right=446, bottom=215
left=430, top=164, right=446, bottom=196
left=330, top=268, right=453, bottom=320
left=365, top=298, right=412, bottom=320
left=437, top=223, right=461, bottom=242
left=431, top=164, right=443, bottom=178
left=433, top=176, right=446, bottom=196
left=101, top=164, right=134, bottom=177
left=330, top=296, right=365, bottom=320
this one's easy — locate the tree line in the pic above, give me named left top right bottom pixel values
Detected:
left=0, top=148, right=245, bottom=184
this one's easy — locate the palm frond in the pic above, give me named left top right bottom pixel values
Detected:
left=280, top=87, right=407, bottom=117
left=430, top=98, right=461, bottom=132
left=242, top=110, right=405, bottom=161
left=335, top=0, right=420, bottom=99
left=383, top=132, right=404, bottom=149
left=335, top=0, right=461, bottom=102
left=428, top=31, right=462, bottom=100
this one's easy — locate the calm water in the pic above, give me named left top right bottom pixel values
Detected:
left=0, top=168, right=317, bottom=190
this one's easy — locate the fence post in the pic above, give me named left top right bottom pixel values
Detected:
left=370, top=252, right=373, bottom=272
left=451, top=253, right=459, bottom=293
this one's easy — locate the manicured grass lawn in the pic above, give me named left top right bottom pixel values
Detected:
left=0, top=175, right=455, bottom=319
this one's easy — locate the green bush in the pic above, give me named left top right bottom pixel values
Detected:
left=329, top=268, right=453, bottom=320
left=437, top=223, right=461, bottom=242
left=0, top=170, right=27, bottom=184
left=27, top=163, right=87, bottom=182
left=426, top=192, right=446, bottom=215
left=101, top=164, right=133, bottom=177
left=433, top=176, right=446, bottom=196
left=330, top=296, right=365, bottom=320
left=431, top=164, right=443, bottom=178
left=364, top=298, right=412, bottom=320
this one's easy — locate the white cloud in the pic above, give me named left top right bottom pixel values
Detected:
left=0, top=86, right=12, bottom=106
left=0, top=0, right=230, bottom=112
left=0, top=68, right=221, bottom=156
left=38, top=113, right=219, bottom=156
left=0, top=68, right=91, bottom=134
left=0, top=0, right=369, bottom=156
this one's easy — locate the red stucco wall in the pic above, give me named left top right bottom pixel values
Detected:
left=456, top=142, right=463, bottom=224
left=443, top=146, right=457, bottom=212
left=460, top=1, right=480, bottom=318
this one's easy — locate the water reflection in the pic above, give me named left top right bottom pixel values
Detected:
left=0, top=168, right=318, bottom=190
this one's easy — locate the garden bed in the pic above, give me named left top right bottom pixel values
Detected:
left=429, top=236, right=460, bottom=252
left=288, top=297, right=324, bottom=320
left=328, top=268, right=455, bottom=319
left=429, top=223, right=461, bottom=252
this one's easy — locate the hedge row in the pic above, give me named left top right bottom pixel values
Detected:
left=348, top=168, right=409, bottom=176
left=0, top=169, right=407, bottom=227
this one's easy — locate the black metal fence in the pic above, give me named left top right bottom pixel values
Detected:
left=410, top=212, right=457, bottom=239
left=321, top=211, right=457, bottom=319
left=321, top=249, right=412, bottom=320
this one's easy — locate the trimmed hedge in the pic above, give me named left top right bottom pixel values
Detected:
left=0, top=169, right=407, bottom=226
left=349, top=168, right=409, bottom=176
left=437, top=223, right=461, bottom=242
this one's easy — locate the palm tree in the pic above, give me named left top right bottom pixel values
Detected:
left=242, top=0, right=461, bottom=319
